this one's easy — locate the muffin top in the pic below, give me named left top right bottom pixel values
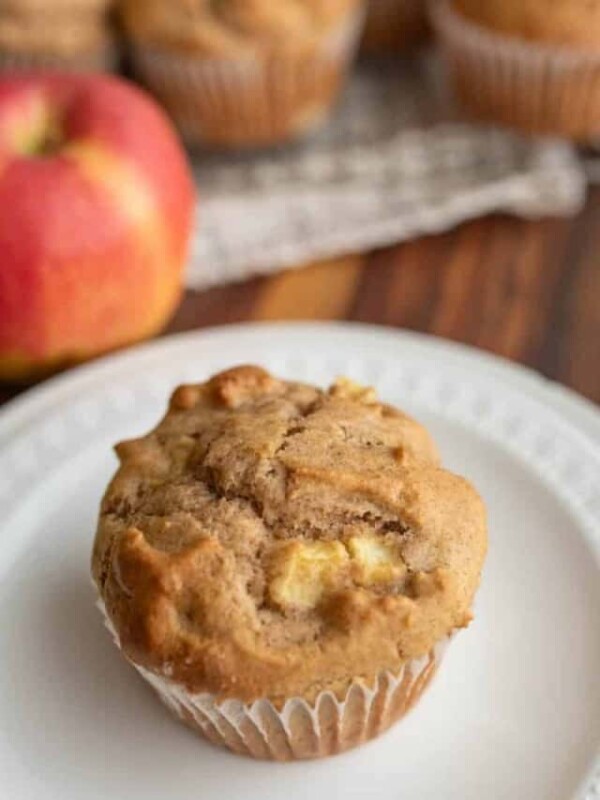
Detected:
left=121, top=0, right=362, bottom=55
left=453, top=0, right=600, bottom=48
left=1, top=0, right=114, bottom=17
left=93, top=366, right=487, bottom=704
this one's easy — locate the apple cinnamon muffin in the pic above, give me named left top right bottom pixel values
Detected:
left=121, top=0, right=365, bottom=147
left=92, top=366, right=487, bottom=760
left=431, top=0, right=600, bottom=141
left=0, top=0, right=117, bottom=73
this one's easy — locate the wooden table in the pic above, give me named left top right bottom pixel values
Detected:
left=170, top=185, right=600, bottom=405
left=2, top=186, right=599, bottom=407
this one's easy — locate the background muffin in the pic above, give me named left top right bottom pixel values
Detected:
left=121, top=0, right=366, bottom=148
left=361, top=0, right=430, bottom=54
left=453, top=0, right=600, bottom=48
left=92, top=365, right=487, bottom=760
left=431, top=0, right=600, bottom=142
left=0, top=0, right=117, bottom=73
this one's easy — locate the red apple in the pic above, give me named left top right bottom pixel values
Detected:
left=0, top=73, right=196, bottom=380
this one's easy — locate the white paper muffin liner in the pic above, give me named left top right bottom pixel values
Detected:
left=429, top=0, right=600, bottom=143
left=361, top=0, right=430, bottom=53
left=129, top=9, right=365, bottom=148
left=97, top=597, right=449, bottom=760
left=0, top=44, right=117, bottom=73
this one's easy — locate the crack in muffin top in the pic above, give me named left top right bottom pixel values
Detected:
left=92, top=366, right=487, bottom=703
left=121, top=0, right=362, bottom=55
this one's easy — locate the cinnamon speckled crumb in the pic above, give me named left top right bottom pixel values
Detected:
left=92, top=366, right=487, bottom=704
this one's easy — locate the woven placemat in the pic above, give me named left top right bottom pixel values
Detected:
left=188, top=54, right=587, bottom=289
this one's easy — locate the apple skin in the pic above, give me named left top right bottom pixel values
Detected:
left=0, top=73, right=196, bottom=380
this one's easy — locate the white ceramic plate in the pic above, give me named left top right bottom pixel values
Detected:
left=1, top=323, right=599, bottom=800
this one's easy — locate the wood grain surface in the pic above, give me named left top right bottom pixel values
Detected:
left=1, top=186, right=599, bottom=407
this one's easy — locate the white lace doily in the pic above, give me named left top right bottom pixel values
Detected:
left=188, top=55, right=589, bottom=290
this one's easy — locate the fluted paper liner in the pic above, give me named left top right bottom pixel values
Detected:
left=0, top=45, right=117, bottom=73
left=129, top=10, right=365, bottom=148
left=362, top=0, right=430, bottom=53
left=430, top=0, right=600, bottom=143
left=97, top=598, right=448, bottom=760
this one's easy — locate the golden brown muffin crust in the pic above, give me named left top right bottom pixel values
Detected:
left=93, top=366, right=487, bottom=704
left=0, top=0, right=114, bottom=20
left=121, top=0, right=362, bottom=55
left=453, top=0, right=600, bottom=48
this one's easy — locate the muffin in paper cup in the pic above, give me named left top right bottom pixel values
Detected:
left=126, top=7, right=365, bottom=148
left=92, top=367, right=487, bottom=760
left=98, top=597, right=448, bottom=760
left=361, top=0, right=430, bottom=54
left=430, top=0, right=600, bottom=143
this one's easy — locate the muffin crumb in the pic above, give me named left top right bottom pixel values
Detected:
left=92, top=365, right=487, bottom=705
